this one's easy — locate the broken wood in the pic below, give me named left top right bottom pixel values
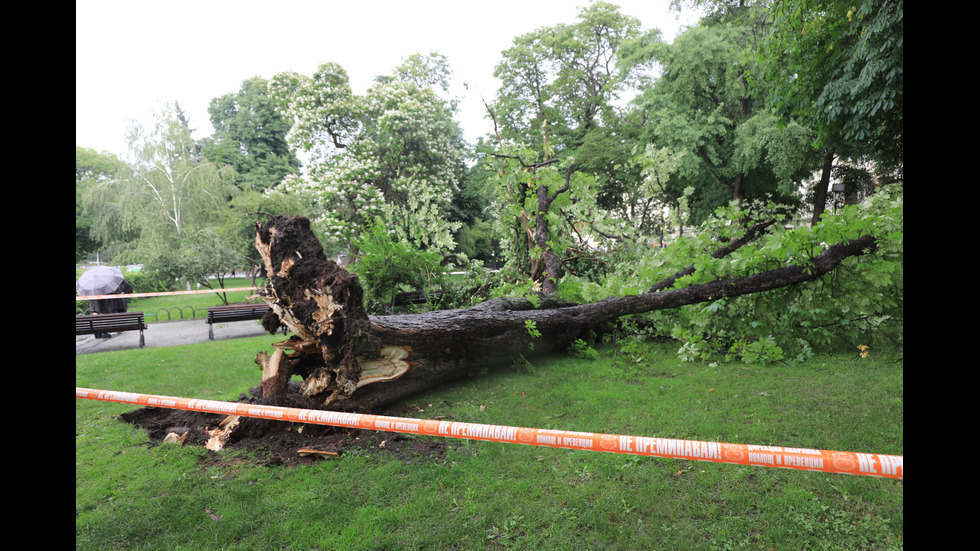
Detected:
left=205, top=415, right=240, bottom=451
left=297, top=448, right=341, bottom=458
left=250, top=215, right=877, bottom=413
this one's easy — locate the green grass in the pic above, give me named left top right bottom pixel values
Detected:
left=76, top=337, right=902, bottom=550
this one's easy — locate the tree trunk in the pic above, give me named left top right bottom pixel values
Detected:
left=251, top=215, right=877, bottom=413
left=533, top=167, right=571, bottom=294
left=811, top=150, right=837, bottom=226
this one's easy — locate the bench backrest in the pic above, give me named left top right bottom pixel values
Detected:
left=76, top=312, right=146, bottom=333
left=207, top=305, right=269, bottom=313
left=207, top=304, right=270, bottom=321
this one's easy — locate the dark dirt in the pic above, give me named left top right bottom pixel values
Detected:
left=118, top=215, right=450, bottom=467
left=119, top=387, right=448, bottom=468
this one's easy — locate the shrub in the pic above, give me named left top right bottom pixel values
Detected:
left=349, top=218, right=446, bottom=314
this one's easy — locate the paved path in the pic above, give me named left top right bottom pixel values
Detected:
left=75, top=317, right=271, bottom=355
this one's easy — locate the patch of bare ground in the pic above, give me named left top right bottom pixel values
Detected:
left=119, top=385, right=447, bottom=467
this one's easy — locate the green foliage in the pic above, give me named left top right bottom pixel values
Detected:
left=675, top=330, right=714, bottom=363
left=488, top=279, right=539, bottom=304
left=76, top=147, right=126, bottom=262
left=562, top=186, right=903, bottom=362
left=385, top=51, right=454, bottom=96
left=568, top=338, right=599, bottom=361
left=200, top=76, right=300, bottom=191
left=612, top=338, right=649, bottom=377
left=348, top=218, right=446, bottom=314
left=449, top=163, right=499, bottom=264
left=622, top=16, right=816, bottom=221
left=431, top=260, right=496, bottom=310
left=123, top=268, right=174, bottom=295
left=491, top=1, right=642, bottom=152
left=84, top=102, right=240, bottom=273
left=489, top=1, right=652, bottom=237
left=481, top=141, right=606, bottom=291
left=759, top=0, right=904, bottom=165
left=725, top=335, right=785, bottom=364
left=452, top=218, right=497, bottom=264
left=177, top=227, right=250, bottom=303
left=523, top=319, right=541, bottom=350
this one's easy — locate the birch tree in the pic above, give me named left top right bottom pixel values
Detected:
left=84, top=102, right=239, bottom=267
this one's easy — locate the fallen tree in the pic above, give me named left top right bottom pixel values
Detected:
left=250, top=214, right=878, bottom=413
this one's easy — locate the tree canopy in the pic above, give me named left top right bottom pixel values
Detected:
left=76, top=146, right=125, bottom=261
left=758, top=0, right=903, bottom=166
left=200, top=76, right=301, bottom=192
left=83, top=102, right=240, bottom=278
left=622, top=5, right=816, bottom=220
left=267, top=54, right=467, bottom=255
left=491, top=1, right=644, bottom=152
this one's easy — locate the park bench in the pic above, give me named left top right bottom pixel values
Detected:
left=206, top=304, right=271, bottom=340
left=386, top=290, right=445, bottom=314
left=76, top=312, right=148, bottom=348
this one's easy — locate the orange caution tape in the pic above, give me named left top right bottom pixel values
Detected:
left=76, top=287, right=260, bottom=301
left=75, top=388, right=903, bottom=479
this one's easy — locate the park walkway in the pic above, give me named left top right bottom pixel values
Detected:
left=75, top=317, right=270, bottom=355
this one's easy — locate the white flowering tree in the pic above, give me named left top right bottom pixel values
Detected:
left=268, top=56, right=466, bottom=255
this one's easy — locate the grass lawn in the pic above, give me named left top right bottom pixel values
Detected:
left=76, top=335, right=902, bottom=550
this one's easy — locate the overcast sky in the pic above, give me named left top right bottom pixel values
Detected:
left=76, top=0, right=701, bottom=158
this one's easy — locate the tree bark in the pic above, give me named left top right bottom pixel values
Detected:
left=811, top=150, right=837, bottom=226
left=251, top=215, right=877, bottom=412
left=533, top=164, right=572, bottom=294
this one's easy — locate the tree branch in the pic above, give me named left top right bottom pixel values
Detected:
left=489, top=153, right=561, bottom=170
left=482, top=97, right=503, bottom=146
left=578, top=234, right=878, bottom=324
left=649, top=220, right=776, bottom=292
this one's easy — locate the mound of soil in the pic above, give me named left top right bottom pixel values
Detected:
left=119, top=386, right=447, bottom=467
